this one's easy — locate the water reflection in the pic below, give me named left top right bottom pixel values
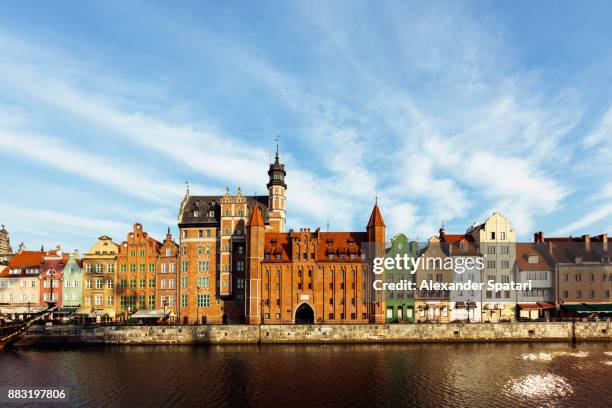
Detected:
left=0, top=343, right=610, bottom=407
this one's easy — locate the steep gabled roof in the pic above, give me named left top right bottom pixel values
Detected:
left=247, top=205, right=265, bottom=227
left=367, top=203, right=385, bottom=228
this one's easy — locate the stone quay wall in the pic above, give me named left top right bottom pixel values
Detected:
left=14, top=321, right=612, bottom=346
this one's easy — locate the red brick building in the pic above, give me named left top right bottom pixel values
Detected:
left=116, top=223, right=161, bottom=319
left=178, top=149, right=386, bottom=324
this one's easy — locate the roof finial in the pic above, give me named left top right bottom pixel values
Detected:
left=167, top=226, right=171, bottom=235
left=185, top=180, right=190, bottom=195
left=375, top=195, right=378, bottom=205
left=274, top=134, right=280, bottom=162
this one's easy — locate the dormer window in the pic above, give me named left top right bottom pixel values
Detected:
left=193, top=210, right=199, bottom=217
left=460, top=243, right=468, bottom=251
left=328, top=254, right=334, bottom=260
left=603, top=256, right=610, bottom=264
left=264, top=254, right=270, bottom=260
left=208, top=210, right=215, bottom=217
left=528, top=255, right=539, bottom=264
left=275, top=254, right=281, bottom=261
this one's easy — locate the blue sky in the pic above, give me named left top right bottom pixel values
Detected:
left=1, top=0, right=612, bottom=252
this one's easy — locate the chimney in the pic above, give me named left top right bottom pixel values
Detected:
left=534, top=231, right=544, bottom=243
left=603, top=233, right=608, bottom=251
left=583, top=234, right=590, bottom=251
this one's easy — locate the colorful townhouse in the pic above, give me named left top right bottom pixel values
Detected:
left=415, top=236, right=452, bottom=323
left=0, top=249, right=46, bottom=317
left=439, top=229, right=482, bottom=322
left=82, top=235, right=119, bottom=322
left=534, top=232, right=612, bottom=317
left=62, top=251, right=83, bottom=310
left=39, top=246, right=67, bottom=305
left=514, top=243, right=555, bottom=320
left=384, top=233, right=417, bottom=323
left=467, top=213, right=517, bottom=322
left=116, top=224, right=160, bottom=320
left=156, top=228, right=179, bottom=317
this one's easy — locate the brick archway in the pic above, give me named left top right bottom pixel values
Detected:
left=295, top=303, right=315, bottom=324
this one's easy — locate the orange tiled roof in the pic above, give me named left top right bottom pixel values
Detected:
left=515, top=243, right=555, bottom=271
left=248, top=206, right=265, bottom=227
left=7, top=251, right=45, bottom=269
left=262, top=231, right=368, bottom=262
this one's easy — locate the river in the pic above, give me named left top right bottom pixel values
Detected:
left=1, top=342, right=611, bottom=407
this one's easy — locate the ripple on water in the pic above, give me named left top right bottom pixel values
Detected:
left=506, top=374, right=573, bottom=399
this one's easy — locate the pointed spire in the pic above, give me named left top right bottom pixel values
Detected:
left=167, top=226, right=171, bottom=235
left=367, top=202, right=386, bottom=228
left=247, top=205, right=265, bottom=227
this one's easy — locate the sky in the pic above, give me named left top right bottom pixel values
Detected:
left=1, top=0, right=612, bottom=252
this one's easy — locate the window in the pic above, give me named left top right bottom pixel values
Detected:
left=182, top=246, right=187, bottom=256
left=575, top=273, right=582, bottom=282
left=87, top=264, right=94, bottom=273
left=169, top=279, right=175, bottom=289
left=487, top=246, right=495, bottom=254
left=490, top=232, right=495, bottom=240
left=527, top=255, right=538, bottom=264
left=120, top=279, right=127, bottom=288
left=500, top=232, right=506, bottom=240
left=169, top=263, right=175, bottom=273
left=161, top=279, right=167, bottom=289
left=149, top=279, right=155, bottom=288
left=107, top=296, right=114, bottom=306
left=130, top=250, right=136, bottom=257
left=206, top=229, right=211, bottom=237
left=589, top=290, right=595, bottom=299
left=130, top=264, right=136, bottom=273
left=139, top=279, right=146, bottom=288
left=501, top=260, right=509, bottom=269
left=148, top=295, right=155, bottom=309
left=237, top=261, right=244, bottom=272
left=139, top=294, right=146, bottom=309
left=96, top=279, right=103, bottom=289
left=86, top=280, right=92, bottom=289
left=487, top=260, right=496, bottom=268
left=501, top=246, right=509, bottom=254
left=576, top=290, right=582, bottom=298
left=198, top=261, right=209, bottom=272
left=161, top=263, right=167, bottom=274
left=130, top=279, right=136, bottom=289
left=181, top=294, right=188, bottom=308
left=148, top=263, right=155, bottom=273
left=107, top=280, right=114, bottom=289
left=120, top=264, right=127, bottom=273
left=198, top=277, right=209, bottom=289
left=94, top=294, right=103, bottom=306
left=108, top=264, right=115, bottom=273
left=198, top=229, right=203, bottom=237
left=182, top=261, right=189, bottom=272
left=237, top=278, right=244, bottom=289
left=85, top=296, right=92, bottom=306
left=165, top=248, right=172, bottom=257
left=197, top=294, right=210, bottom=307
left=139, top=264, right=145, bottom=273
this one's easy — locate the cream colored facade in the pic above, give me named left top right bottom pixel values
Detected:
left=82, top=236, right=119, bottom=321
left=468, top=212, right=517, bottom=322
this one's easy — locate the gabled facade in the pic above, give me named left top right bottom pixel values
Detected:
left=0, top=249, right=45, bottom=314
left=40, top=246, right=68, bottom=305
left=62, top=252, right=83, bottom=308
left=156, top=228, right=178, bottom=316
left=384, top=233, right=417, bottom=323
left=82, top=235, right=119, bottom=321
left=116, top=224, right=160, bottom=319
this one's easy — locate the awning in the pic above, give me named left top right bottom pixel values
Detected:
left=130, top=309, right=170, bottom=319
left=536, top=302, right=556, bottom=310
left=467, top=301, right=477, bottom=309
left=561, top=303, right=612, bottom=314
left=494, top=303, right=504, bottom=310
left=54, top=307, right=79, bottom=316
left=518, top=303, right=541, bottom=310
left=483, top=303, right=494, bottom=310
left=455, top=301, right=466, bottom=308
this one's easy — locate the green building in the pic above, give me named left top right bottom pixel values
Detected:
left=384, top=233, right=418, bottom=323
left=62, top=253, right=83, bottom=308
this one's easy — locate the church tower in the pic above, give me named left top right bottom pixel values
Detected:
left=267, top=145, right=287, bottom=232
left=0, top=224, right=13, bottom=265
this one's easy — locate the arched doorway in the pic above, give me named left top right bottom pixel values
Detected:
left=295, top=303, right=314, bottom=324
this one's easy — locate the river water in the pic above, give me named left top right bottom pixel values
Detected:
left=1, top=342, right=611, bottom=407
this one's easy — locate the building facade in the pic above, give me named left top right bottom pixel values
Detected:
left=467, top=213, right=517, bottom=322
left=62, top=252, right=83, bottom=308
left=39, top=246, right=67, bottom=305
left=156, top=228, right=178, bottom=317
left=82, top=235, right=119, bottom=322
left=415, top=237, right=451, bottom=323
left=384, top=233, right=417, bottom=323
left=0, top=250, right=46, bottom=316
left=514, top=243, right=555, bottom=320
left=116, top=224, right=160, bottom=320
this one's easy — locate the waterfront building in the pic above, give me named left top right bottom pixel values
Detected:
left=178, top=148, right=386, bottom=324
left=116, top=224, right=160, bottom=320
left=467, top=213, right=517, bottom=322
left=384, top=233, right=417, bottom=323
left=176, top=152, right=285, bottom=324
left=513, top=243, right=555, bottom=320
left=62, top=251, right=83, bottom=308
left=534, top=232, right=612, bottom=317
left=415, top=237, right=451, bottom=323
left=39, top=246, right=68, bottom=306
left=245, top=203, right=386, bottom=324
left=0, top=224, right=13, bottom=265
left=156, top=228, right=178, bottom=318
left=82, top=236, right=119, bottom=322
left=439, top=229, right=482, bottom=322
left=0, top=249, right=46, bottom=317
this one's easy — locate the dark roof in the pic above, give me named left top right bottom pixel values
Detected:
left=179, top=195, right=269, bottom=226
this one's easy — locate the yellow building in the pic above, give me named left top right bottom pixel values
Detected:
left=81, top=235, right=119, bottom=322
